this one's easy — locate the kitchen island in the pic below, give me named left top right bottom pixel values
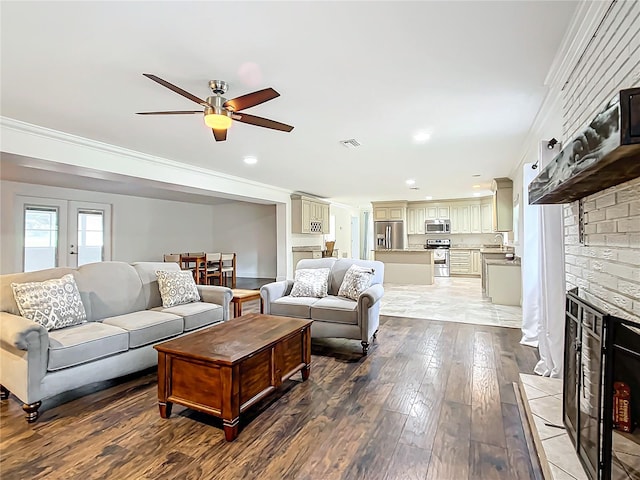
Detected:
left=373, top=249, right=434, bottom=285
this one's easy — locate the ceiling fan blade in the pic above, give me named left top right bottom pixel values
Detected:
left=142, top=74, right=210, bottom=107
left=232, top=113, right=294, bottom=132
left=212, top=128, right=227, bottom=141
left=136, top=110, right=203, bottom=115
left=223, top=88, right=280, bottom=112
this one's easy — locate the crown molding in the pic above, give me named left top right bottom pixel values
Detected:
left=0, top=116, right=293, bottom=196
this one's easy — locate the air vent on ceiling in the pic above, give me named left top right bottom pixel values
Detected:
left=409, top=186, right=420, bottom=190
left=339, top=139, right=361, bottom=148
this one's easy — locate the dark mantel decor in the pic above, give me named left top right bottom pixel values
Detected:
left=529, top=88, right=640, bottom=205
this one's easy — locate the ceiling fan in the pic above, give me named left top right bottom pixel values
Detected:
left=137, top=74, right=294, bottom=142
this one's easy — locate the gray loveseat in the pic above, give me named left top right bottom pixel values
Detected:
left=260, top=258, right=384, bottom=355
left=0, top=261, right=232, bottom=422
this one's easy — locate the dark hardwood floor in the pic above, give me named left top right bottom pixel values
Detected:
left=0, top=312, right=539, bottom=480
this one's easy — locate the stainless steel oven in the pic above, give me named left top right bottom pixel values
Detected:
left=426, top=238, right=450, bottom=277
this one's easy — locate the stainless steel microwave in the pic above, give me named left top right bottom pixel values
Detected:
left=425, top=219, right=451, bottom=234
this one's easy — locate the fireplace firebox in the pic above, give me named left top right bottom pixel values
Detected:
left=564, top=288, right=640, bottom=479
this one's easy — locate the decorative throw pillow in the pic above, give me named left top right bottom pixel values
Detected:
left=337, top=265, right=375, bottom=301
left=156, top=270, right=200, bottom=308
left=290, top=268, right=331, bottom=298
left=11, top=274, right=87, bottom=331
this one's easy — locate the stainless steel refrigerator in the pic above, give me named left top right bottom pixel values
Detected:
left=374, top=221, right=405, bottom=250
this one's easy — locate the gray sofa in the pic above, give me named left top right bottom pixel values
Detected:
left=0, top=261, right=232, bottom=422
left=260, top=258, right=384, bottom=355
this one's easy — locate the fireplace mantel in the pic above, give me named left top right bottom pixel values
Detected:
left=529, top=88, right=640, bottom=205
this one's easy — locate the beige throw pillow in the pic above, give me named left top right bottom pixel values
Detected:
left=156, top=270, right=200, bottom=307
left=290, top=268, right=331, bottom=298
left=337, top=265, right=375, bottom=300
left=11, top=274, right=87, bottom=331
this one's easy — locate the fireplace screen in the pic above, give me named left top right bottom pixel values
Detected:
left=564, top=288, right=640, bottom=480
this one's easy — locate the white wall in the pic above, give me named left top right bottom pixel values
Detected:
left=210, top=202, right=277, bottom=278
left=1, top=180, right=216, bottom=273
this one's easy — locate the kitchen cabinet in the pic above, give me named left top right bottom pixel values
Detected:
left=470, top=204, right=481, bottom=233
left=450, top=204, right=470, bottom=234
left=450, top=249, right=471, bottom=275
left=407, top=207, right=426, bottom=234
left=470, top=250, right=481, bottom=275
left=372, top=202, right=407, bottom=222
left=450, top=248, right=481, bottom=276
left=492, top=178, right=513, bottom=232
left=426, top=205, right=450, bottom=220
left=481, top=202, right=493, bottom=233
left=291, top=194, right=330, bottom=234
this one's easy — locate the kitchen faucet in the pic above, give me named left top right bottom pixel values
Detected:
left=494, top=233, right=504, bottom=245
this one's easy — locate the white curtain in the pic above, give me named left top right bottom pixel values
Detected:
left=522, top=142, right=567, bottom=378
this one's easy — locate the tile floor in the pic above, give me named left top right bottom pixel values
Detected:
left=380, top=277, right=522, bottom=328
left=520, top=374, right=640, bottom=480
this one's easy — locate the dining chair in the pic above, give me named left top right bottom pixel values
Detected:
left=220, top=253, right=237, bottom=288
left=163, top=253, right=182, bottom=264
left=204, top=252, right=222, bottom=285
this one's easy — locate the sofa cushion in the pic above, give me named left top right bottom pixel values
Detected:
left=11, top=274, right=87, bottom=331
left=290, top=268, right=330, bottom=298
left=132, top=261, right=181, bottom=309
left=329, top=259, right=384, bottom=296
left=102, top=311, right=183, bottom=348
left=74, top=262, right=146, bottom=321
left=48, top=322, right=129, bottom=371
left=310, top=296, right=359, bottom=325
left=156, top=270, right=200, bottom=308
left=156, top=302, right=223, bottom=331
left=337, top=265, right=375, bottom=300
left=270, top=296, right=318, bottom=319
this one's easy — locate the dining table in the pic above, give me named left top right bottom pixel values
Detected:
left=179, top=254, right=206, bottom=285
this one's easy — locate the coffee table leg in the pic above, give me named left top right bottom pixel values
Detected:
left=159, top=401, right=173, bottom=418
left=301, top=365, right=311, bottom=381
left=237, top=301, right=243, bottom=317
left=223, top=418, right=239, bottom=441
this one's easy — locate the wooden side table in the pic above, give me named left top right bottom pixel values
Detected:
left=231, top=289, right=262, bottom=317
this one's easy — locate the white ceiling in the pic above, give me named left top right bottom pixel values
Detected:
left=0, top=1, right=579, bottom=207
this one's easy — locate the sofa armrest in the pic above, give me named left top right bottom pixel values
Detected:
left=357, top=284, right=384, bottom=343
left=0, top=311, right=48, bottom=350
left=0, top=311, right=49, bottom=404
left=196, top=285, right=233, bottom=321
left=358, top=283, right=384, bottom=308
left=260, top=281, right=294, bottom=314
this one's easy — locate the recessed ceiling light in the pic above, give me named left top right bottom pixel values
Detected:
left=244, top=156, right=257, bottom=165
left=473, top=184, right=481, bottom=188
left=424, top=196, right=433, bottom=200
left=413, top=131, right=431, bottom=143
left=406, top=179, right=416, bottom=186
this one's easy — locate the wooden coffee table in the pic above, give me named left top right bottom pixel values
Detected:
left=154, top=313, right=312, bottom=441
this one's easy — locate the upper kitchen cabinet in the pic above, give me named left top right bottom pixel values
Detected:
left=372, top=201, right=407, bottom=222
left=426, top=205, right=450, bottom=220
left=450, top=203, right=470, bottom=233
left=491, top=178, right=513, bottom=232
left=291, top=194, right=330, bottom=234
left=407, top=206, right=426, bottom=234
left=481, top=200, right=493, bottom=233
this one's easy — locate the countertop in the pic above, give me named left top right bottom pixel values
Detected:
left=485, top=258, right=521, bottom=266
left=373, top=249, right=431, bottom=253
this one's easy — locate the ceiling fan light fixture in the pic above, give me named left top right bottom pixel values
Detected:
left=204, top=113, right=232, bottom=130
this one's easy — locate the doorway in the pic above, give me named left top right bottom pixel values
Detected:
left=18, top=196, right=112, bottom=272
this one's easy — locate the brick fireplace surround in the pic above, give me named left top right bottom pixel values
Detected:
left=523, top=1, right=640, bottom=479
